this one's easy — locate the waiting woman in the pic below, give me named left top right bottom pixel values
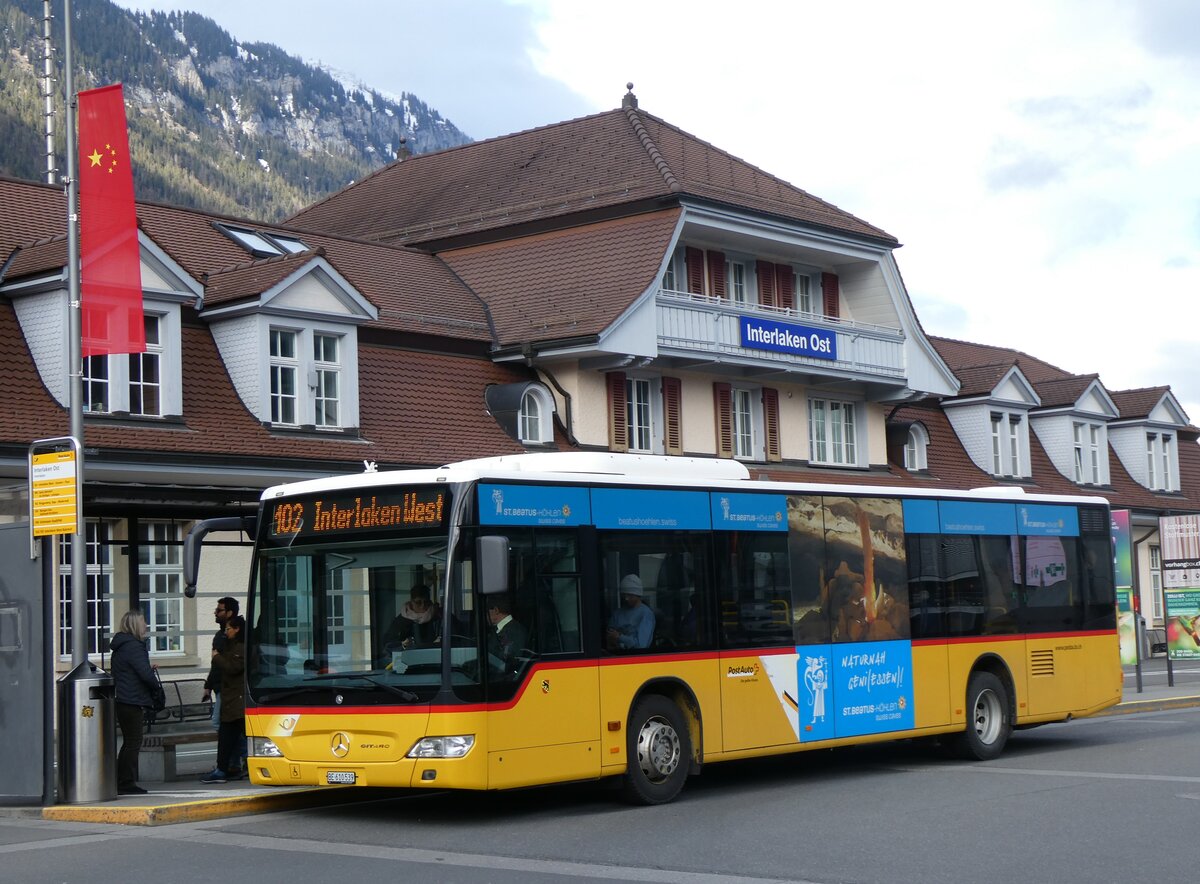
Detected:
left=201, top=614, right=246, bottom=783
left=109, top=609, right=158, bottom=796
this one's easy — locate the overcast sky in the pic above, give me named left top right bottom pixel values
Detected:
left=114, top=0, right=1200, bottom=421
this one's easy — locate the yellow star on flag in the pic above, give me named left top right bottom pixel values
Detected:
left=87, top=149, right=102, bottom=167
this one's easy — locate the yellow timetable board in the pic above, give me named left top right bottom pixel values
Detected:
left=30, top=448, right=79, bottom=536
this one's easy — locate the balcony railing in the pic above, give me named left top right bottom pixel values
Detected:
left=656, top=289, right=906, bottom=381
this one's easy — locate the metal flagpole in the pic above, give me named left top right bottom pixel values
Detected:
left=62, top=0, right=87, bottom=668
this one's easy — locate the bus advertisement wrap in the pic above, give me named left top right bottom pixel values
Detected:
left=794, top=641, right=915, bottom=742
left=480, top=484, right=591, bottom=526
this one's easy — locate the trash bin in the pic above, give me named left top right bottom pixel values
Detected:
left=57, top=661, right=116, bottom=803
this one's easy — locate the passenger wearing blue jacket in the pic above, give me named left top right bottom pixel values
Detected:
left=109, top=610, right=159, bottom=795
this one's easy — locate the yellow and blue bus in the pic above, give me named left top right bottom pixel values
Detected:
left=189, top=452, right=1120, bottom=804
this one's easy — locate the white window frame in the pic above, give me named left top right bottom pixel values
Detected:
left=139, top=521, right=184, bottom=656
left=1145, top=432, right=1177, bottom=491
left=57, top=520, right=115, bottom=659
left=729, top=261, right=748, bottom=305
left=990, top=410, right=1025, bottom=478
left=129, top=313, right=163, bottom=417
left=519, top=386, right=555, bottom=444
left=79, top=309, right=181, bottom=418
left=809, top=398, right=858, bottom=466
left=313, top=332, right=341, bottom=429
left=1149, top=544, right=1163, bottom=621
left=626, top=377, right=654, bottom=453
left=795, top=271, right=813, bottom=314
left=904, top=424, right=928, bottom=471
left=1073, top=421, right=1103, bottom=485
left=270, top=328, right=299, bottom=426
left=731, top=387, right=758, bottom=460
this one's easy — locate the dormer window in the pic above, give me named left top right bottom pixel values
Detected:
left=313, top=333, right=341, bottom=428
left=990, top=411, right=1024, bottom=477
left=269, top=329, right=299, bottom=425
left=81, top=311, right=180, bottom=418
left=904, top=424, right=929, bottom=471
left=1146, top=432, right=1177, bottom=491
left=518, top=386, right=555, bottom=444
left=1073, top=422, right=1102, bottom=485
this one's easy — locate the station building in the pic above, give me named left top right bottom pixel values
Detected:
left=0, top=88, right=1195, bottom=679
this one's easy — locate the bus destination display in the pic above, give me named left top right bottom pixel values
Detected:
left=269, top=488, right=447, bottom=540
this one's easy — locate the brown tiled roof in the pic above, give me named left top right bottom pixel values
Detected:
left=290, top=107, right=896, bottom=247
left=1033, top=374, right=1099, bottom=409
left=1110, top=387, right=1170, bottom=421
left=930, top=336, right=1072, bottom=384
left=202, top=250, right=323, bottom=306
left=949, top=362, right=1017, bottom=398
left=0, top=177, right=493, bottom=343
left=4, top=235, right=68, bottom=280
left=0, top=298, right=540, bottom=468
left=441, top=209, right=682, bottom=347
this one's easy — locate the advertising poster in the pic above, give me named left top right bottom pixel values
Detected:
left=1111, top=510, right=1137, bottom=664
left=1158, top=514, right=1200, bottom=660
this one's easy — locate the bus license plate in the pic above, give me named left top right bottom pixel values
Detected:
left=326, top=771, right=356, bottom=785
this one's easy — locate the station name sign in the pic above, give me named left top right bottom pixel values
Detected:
left=740, top=316, right=837, bottom=361
left=268, top=488, right=447, bottom=540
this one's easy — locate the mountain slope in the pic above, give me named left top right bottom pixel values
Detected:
left=0, top=0, right=471, bottom=220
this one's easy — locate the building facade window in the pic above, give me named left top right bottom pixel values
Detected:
left=729, top=261, right=748, bottom=305
left=83, top=355, right=110, bottom=413
left=517, top=386, right=556, bottom=444
left=1146, top=432, right=1176, bottom=491
left=795, top=274, right=812, bottom=314
left=1150, top=544, right=1163, bottom=622
left=129, top=314, right=162, bottom=417
left=626, top=378, right=653, bottom=452
left=313, top=333, right=341, bottom=428
left=809, top=398, right=857, bottom=466
left=138, top=521, right=183, bottom=654
left=991, top=412, right=1024, bottom=477
left=1073, top=421, right=1101, bottom=485
left=269, top=328, right=299, bottom=425
left=57, top=520, right=114, bottom=657
left=904, top=424, right=928, bottom=471
left=732, top=388, right=754, bottom=459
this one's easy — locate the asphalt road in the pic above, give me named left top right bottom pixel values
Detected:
left=4, top=702, right=1199, bottom=884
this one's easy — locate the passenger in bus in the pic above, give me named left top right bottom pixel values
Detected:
left=486, top=596, right=528, bottom=668
left=382, top=584, right=441, bottom=650
left=606, top=574, right=656, bottom=650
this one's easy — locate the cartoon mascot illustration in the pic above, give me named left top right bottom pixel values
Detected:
left=804, top=655, right=827, bottom=724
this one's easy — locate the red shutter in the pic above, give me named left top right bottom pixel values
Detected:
left=763, top=387, right=781, bottom=462
left=707, top=251, right=727, bottom=300
left=607, top=372, right=628, bottom=452
left=663, top=376, right=683, bottom=455
left=756, top=260, right=776, bottom=307
left=776, top=265, right=795, bottom=312
left=713, top=382, right=733, bottom=459
left=822, top=272, right=840, bottom=318
left=685, top=247, right=705, bottom=295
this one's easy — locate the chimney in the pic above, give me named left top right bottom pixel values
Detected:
left=397, top=135, right=410, bottom=161
left=621, top=82, right=638, bottom=110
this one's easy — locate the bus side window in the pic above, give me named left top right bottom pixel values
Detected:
left=717, top=532, right=791, bottom=649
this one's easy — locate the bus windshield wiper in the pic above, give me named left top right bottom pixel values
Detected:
left=298, top=671, right=420, bottom=702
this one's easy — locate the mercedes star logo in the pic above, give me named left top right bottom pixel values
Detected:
left=331, top=732, right=350, bottom=758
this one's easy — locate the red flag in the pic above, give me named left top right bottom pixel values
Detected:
left=78, top=84, right=144, bottom=357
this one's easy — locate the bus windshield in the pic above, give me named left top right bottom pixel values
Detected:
left=248, top=533, right=478, bottom=704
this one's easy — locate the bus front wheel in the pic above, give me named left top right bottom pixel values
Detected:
left=622, top=695, right=691, bottom=805
left=954, top=671, right=1011, bottom=761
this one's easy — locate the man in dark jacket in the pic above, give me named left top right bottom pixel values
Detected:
left=201, top=597, right=238, bottom=726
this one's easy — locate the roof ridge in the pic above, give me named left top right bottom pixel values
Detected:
left=635, top=109, right=896, bottom=242
left=623, top=106, right=680, bottom=193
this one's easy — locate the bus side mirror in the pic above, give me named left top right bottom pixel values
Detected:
left=183, top=515, right=258, bottom=598
left=476, top=535, right=509, bottom=595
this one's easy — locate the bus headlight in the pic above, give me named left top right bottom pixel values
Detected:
left=406, top=735, right=475, bottom=758
left=248, top=737, right=284, bottom=758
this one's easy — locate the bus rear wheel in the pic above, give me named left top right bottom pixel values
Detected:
left=622, top=695, right=691, bottom=805
left=954, top=671, right=1011, bottom=760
